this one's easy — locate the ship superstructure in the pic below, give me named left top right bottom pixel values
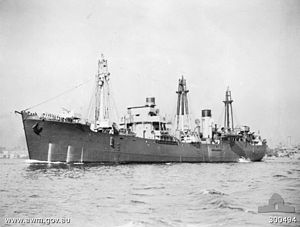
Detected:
left=119, top=97, right=173, bottom=141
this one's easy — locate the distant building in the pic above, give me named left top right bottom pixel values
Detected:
left=0, top=149, right=28, bottom=159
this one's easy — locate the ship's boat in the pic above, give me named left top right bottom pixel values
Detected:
left=17, top=55, right=244, bottom=163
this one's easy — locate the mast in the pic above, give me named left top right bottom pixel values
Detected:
left=176, top=76, right=190, bottom=131
left=94, top=54, right=111, bottom=129
left=223, top=87, right=234, bottom=132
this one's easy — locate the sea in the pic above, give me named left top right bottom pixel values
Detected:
left=0, top=156, right=299, bottom=227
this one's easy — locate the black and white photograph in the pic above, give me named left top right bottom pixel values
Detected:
left=0, top=0, right=299, bottom=226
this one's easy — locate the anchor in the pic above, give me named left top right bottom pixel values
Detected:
left=32, top=123, right=43, bottom=135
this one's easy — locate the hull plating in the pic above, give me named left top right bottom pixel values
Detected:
left=22, top=118, right=240, bottom=163
left=230, top=141, right=266, bottom=161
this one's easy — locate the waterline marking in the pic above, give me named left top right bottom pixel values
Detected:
left=4, top=217, right=71, bottom=225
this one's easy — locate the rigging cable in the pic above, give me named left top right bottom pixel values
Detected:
left=217, top=106, right=225, bottom=128
left=23, top=78, right=93, bottom=112
left=232, top=107, right=241, bottom=129
left=109, top=83, right=120, bottom=123
left=85, top=85, right=96, bottom=121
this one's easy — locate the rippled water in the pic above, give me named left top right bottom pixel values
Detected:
left=1, top=157, right=300, bottom=227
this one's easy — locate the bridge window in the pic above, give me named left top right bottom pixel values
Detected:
left=153, top=122, right=159, bottom=130
left=161, top=123, right=166, bottom=130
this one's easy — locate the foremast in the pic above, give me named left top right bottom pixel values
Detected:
left=94, top=54, right=111, bottom=130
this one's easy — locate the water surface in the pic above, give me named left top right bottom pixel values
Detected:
left=1, top=157, right=299, bottom=227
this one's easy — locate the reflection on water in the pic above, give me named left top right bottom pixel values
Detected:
left=1, top=158, right=300, bottom=227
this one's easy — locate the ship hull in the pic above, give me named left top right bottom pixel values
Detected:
left=230, top=141, right=267, bottom=161
left=21, top=116, right=240, bottom=163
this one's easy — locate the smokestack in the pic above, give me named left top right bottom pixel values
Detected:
left=201, top=109, right=212, bottom=139
left=146, top=97, right=155, bottom=107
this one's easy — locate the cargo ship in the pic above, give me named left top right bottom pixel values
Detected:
left=17, top=55, right=265, bottom=163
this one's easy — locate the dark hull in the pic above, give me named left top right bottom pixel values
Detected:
left=21, top=115, right=240, bottom=163
left=230, top=141, right=266, bottom=161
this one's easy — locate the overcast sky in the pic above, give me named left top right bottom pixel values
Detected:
left=0, top=0, right=299, bottom=148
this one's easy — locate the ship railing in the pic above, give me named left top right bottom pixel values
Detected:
left=118, top=128, right=136, bottom=136
left=40, top=112, right=81, bottom=123
left=155, top=135, right=179, bottom=145
left=24, top=111, right=40, bottom=119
